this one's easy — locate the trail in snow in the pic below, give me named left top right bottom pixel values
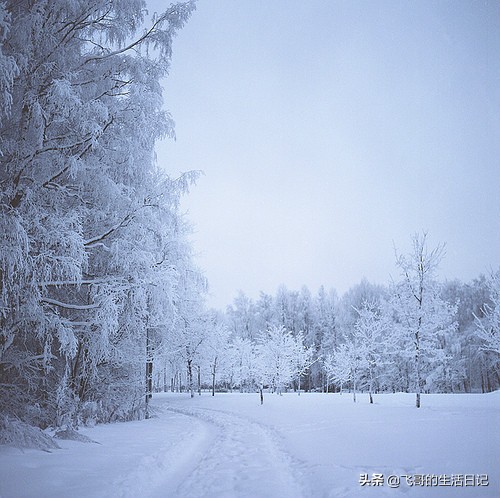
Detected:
left=0, top=410, right=217, bottom=498
left=1, top=392, right=497, bottom=498
left=111, top=414, right=216, bottom=498
left=153, top=400, right=308, bottom=498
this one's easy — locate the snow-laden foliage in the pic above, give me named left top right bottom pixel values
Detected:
left=351, top=300, right=389, bottom=403
left=0, top=3, right=17, bottom=135
left=225, top=337, right=256, bottom=393
left=475, top=271, right=500, bottom=357
left=255, top=325, right=298, bottom=396
left=207, top=237, right=497, bottom=402
left=250, top=325, right=314, bottom=403
left=0, top=0, right=200, bottom=429
left=0, top=416, right=60, bottom=452
left=324, top=345, right=352, bottom=394
left=390, top=233, right=458, bottom=407
left=202, top=315, right=232, bottom=396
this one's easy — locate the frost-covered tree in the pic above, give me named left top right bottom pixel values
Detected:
left=295, top=286, right=322, bottom=389
left=256, top=325, right=295, bottom=396
left=315, top=286, right=337, bottom=391
left=336, top=279, right=387, bottom=344
left=391, top=233, right=457, bottom=408
left=226, top=291, right=259, bottom=341
left=203, top=314, right=231, bottom=396
left=437, top=279, right=475, bottom=392
left=323, top=345, right=353, bottom=396
left=315, top=286, right=338, bottom=353
left=0, top=0, right=197, bottom=428
left=252, top=325, right=314, bottom=400
left=472, top=271, right=500, bottom=394
left=254, top=291, right=275, bottom=331
left=456, top=275, right=498, bottom=393
left=353, top=300, right=389, bottom=403
left=226, top=337, right=256, bottom=393
left=293, top=331, right=315, bottom=395
left=475, top=271, right=500, bottom=357
left=274, top=286, right=301, bottom=334
left=170, top=267, right=207, bottom=399
left=296, top=286, right=315, bottom=341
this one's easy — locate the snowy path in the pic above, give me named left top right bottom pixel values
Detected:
left=112, top=412, right=216, bottom=498
left=154, top=401, right=307, bottom=498
left=1, top=392, right=498, bottom=498
left=0, top=409, right=217, bottom=498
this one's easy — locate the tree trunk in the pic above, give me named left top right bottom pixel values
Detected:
left=197, top=365, right=201, bottom=396
left=145, top=328, right=153, bottom=419
left=211, top=356, right=217, bottom=396
left=415, top=326, right=422, bottom=408
left=187, top=360, right=194, bottom=398
left=260, top=385, right=264, bottom=405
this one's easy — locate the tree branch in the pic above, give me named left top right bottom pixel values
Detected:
left=41, top=297, right=99, bottom=310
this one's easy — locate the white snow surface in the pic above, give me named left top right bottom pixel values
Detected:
left=0, top=391, right=498, bottom=498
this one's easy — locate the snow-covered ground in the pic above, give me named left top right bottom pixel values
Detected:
left=0, top=391, right=498, bottom=498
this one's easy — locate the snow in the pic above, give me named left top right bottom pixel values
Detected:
left=1, top=392, right=498, bottom=498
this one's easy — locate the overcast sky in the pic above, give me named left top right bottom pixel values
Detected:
left=149, top=0, right=500, bottom=309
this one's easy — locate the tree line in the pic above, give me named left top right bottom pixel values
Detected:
left=205, top=234, right=498, bottom=406
left=151, top=233, right=499, bottom=409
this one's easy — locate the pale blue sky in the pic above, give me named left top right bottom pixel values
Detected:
left=150, top=0, right=500, bottom=309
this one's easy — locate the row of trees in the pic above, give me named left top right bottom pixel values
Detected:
left=150, top=233, right=499, bottom=409
left=150, top=315, right=314, bottom=404
left=0, top=0, right=203, bottom=429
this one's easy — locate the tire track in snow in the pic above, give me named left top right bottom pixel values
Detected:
left=159, top=405, right=307, bottom=498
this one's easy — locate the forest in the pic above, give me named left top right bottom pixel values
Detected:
left=0, top=0, right=499, bottom=447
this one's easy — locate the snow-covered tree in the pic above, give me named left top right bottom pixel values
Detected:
left=323, top=344, right=354, bottom=396
left=254, top=325, right=299, bottom=403
left=226, top=291, right=259, bottom=341
left=475, top=271, right=500, bottom=358
left=391, top=233, right=457, bottom=408
left=226, top=337, right=256, bottom=393
left=456, top=275, right=498, bottom=393
left=292, top=331, right=315, bottom=395
left=256, top=325, right=296, bottom=395
left=203, top=314, right=232, bottom=396
left=254, top=291, right=275, bottom=331
left=315, top=286, right=338, bottom=351
left=274, top=286, right=301, bottom=334
left=315, top=286, right=338, bottom=392
left=336, top=279, right=387, bottom=343
left=352, top=300, right=389, bottom=403
left=0, top=0, right=198, bottom=427
left=170, top=266, right=207, bottom=399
